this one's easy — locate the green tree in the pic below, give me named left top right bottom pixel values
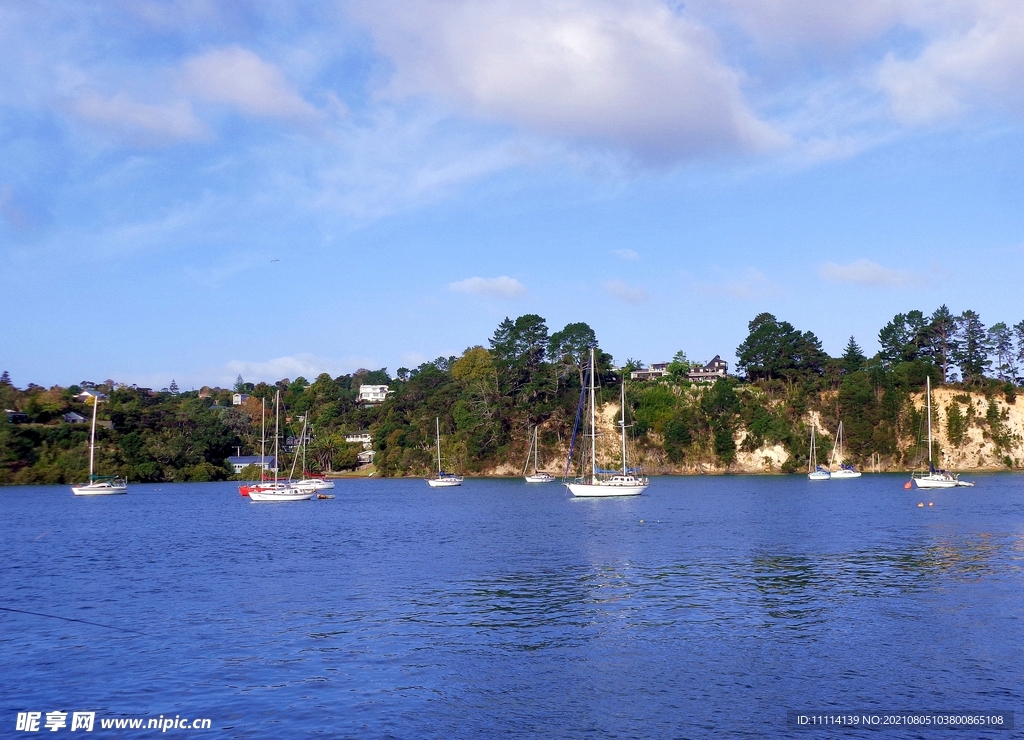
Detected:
left=666, top=350, right=690, bottom=381
left=945, top=402, right=966, bottom=447
left=988, top=322, right=1016, bottom=381
left=489, top=314, right=550, bottom=400
left=548, top=322, right=598, bottom=386
left=737, top=313, right=827, bottom=383
left=1014, top=320, right=1024, bottom=381
left=878, top=310, right=929, bottom=366
left=926, top=305, right=957, bottom=382
left=840, top=336, right=866, bottom=374
left=701, top=379, right=740, bottom=465
left=953, top=310, right=991, bottom=382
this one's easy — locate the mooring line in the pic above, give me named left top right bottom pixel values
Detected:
left=0, top=606, right=147, bottom=635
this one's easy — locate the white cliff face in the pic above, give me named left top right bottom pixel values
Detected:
left=919, top=387, right=1024, bottom=470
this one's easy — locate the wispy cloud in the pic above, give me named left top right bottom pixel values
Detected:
left=180, top=46, right=317, bottom=119
left=611, top=248, right=640, bottom=260
left=448, top=275, right=526, bottom=298
left=603, top=279, right=648, bottom=304
left=71, top=92, right=206, bottom=143
left=695, top=267, right=781, bottom=300
left=820, top=259, right=913, bottom=286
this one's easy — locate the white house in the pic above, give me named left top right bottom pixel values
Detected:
left=227, top=455, right=278, bottom=474
left=630, top=363, right=669, bottom=380
left=357, top=385, right=389, bottom=404
left=232, top=393, right=250, bottom=406
left=357, top=450, right=376, bottom=465
left=344, top=432, right=373, bottom=448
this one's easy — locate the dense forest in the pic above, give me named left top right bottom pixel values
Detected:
left=3, top=306, right=1023, bottom=485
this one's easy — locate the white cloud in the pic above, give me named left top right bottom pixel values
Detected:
left=706, top=0, right=916, bottom=49
left=448, top=275, right=527, bottom=298
left=72, top=92, right=206, bottom=142
left=603, top=279, right=648, bottom=304
left=612, top=248, right=640, bottom=260
left=180, top=46, right=317, bottom=119
left=355, top=0, right=785, bottom=161
left=878, top=5, right=1024, bottom=124
left=819, top=259, right=913, bottom=286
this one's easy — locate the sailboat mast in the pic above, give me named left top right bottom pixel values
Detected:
left=589, top=349, right=597, bottom=482
left=620, top=379, right=627, bottom=475
left=533, top=426, right=539, bottom=473
left=260, top=398, right=265, bottom=478
left=88, top=395, right=97, bottom=479
left=926, top=376, right=933, bottom=466
left=436, top=417, right=442, bottom=475
left=274, top=391, right=279, bottom=485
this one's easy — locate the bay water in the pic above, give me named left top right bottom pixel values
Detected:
left=1, top=475, right=1021, bottom=738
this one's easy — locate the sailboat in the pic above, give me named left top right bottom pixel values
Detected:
left=249, top=390, right=315, bottom=502
left=912, top=377, right=974, bottom=488
left=288, top=418, right=334, bottom=494
left=807, top=424, right=830, bottom=480
left=523, top=426, right=554, bottom=483
left=564, top=349, right=648, bottom=497
left=829, top=421, right=862, bottom=479
left=71, top=395, right=127, bottom=496
left=427, top=417, right=463, bottom=487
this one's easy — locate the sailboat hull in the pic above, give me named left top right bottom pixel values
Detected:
left=566, top=480, right=647, bottom=497
left=427, top=477, right=462, bottom=487
left=830, top=469, right=861, bottom=479
left=807, top=472, right=831, bottom=481
left=525, top=473, right=554, bottom=483
left=913, top=475, right=957, bottom=489
left=71, top=482, right=127, bottom=496
left=249, top=487, right=315, bottom=501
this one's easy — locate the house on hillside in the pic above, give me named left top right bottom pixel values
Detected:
left=345, top=432, right=373, bottom=449
left=630, top=362, right=669, bottom=380
left=232, top=393, right=250, bottom=406
left=227, top=455, right=278, bottom=474
left=63, top=411, right=87, bottom=424
left=687, top=355, right=729, bottom=383
left=357, top=450, right=376, bottom=465
left=357, top=385, right=389, bottom=404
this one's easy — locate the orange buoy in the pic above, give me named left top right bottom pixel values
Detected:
left=917, top=502, right=924, bottom=507
left=903, top=481, right=913, bottom=489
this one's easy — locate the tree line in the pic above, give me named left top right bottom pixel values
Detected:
left=1, top=304, right=1022, bottom=485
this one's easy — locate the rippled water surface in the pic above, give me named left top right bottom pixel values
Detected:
left=2, top=476, right=1022, bottom=738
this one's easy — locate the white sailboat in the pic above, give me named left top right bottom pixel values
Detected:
left=912, top=377, right=974, bottom=488
left=288, top=417, right=334, bottom=494
left=807, top=424, right=830, bottom=480
left=427, top=417, right=463, bottom=487
left=523, top=426, right=554, bottom=483
left=71, top=395, right=127, bottom=496
left=249, top=390, right=315, bottom=502
left=565, top=349, right=648, bottom=497
left=829, top=421, right=862, bottom=479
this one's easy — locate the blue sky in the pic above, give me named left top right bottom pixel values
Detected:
left=3, top=0, right=1024, bottom=389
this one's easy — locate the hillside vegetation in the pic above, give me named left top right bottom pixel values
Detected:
left=2, top=306, right=1023, bottom=484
